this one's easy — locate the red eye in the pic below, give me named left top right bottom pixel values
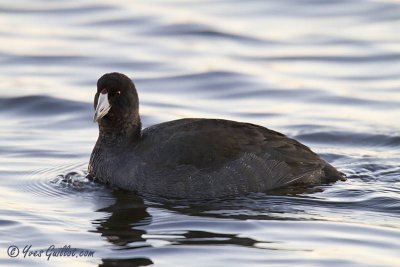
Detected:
left=117, top=91, right=121, bottom=96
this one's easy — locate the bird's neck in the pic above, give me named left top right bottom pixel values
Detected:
left=98, top=118, right=142, bottom=147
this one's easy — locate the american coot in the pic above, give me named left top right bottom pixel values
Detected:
left=89, top=72, right=344, bottom=198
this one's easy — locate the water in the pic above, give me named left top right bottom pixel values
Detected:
left=0, top=0, right=399, bottom=266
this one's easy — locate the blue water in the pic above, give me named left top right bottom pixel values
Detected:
left=0, top=0, right=399, bottom=266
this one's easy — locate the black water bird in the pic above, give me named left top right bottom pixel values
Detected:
left=89, top=72, right=344, bottom=198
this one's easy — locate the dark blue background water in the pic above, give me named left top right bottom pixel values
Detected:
left=0, top=1, right=399, bottom=266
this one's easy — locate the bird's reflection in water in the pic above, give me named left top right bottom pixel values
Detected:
left=93, top=189, right=153, bottom=267
left=92, top=185, right=324, bottom=267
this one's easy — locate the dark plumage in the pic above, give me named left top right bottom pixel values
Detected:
left=89, top=72, right=345, bottom=198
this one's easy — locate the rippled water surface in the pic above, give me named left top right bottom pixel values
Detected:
left=1, top=0, right=399, bottom=266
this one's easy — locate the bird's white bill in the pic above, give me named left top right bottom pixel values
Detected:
left=93, top=93, right=111, bottom=122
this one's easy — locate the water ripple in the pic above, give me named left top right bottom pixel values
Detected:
left=0, top=4, right=113, bottom=15
left=295, top=131, right=400, bottom=148
left=145, top=22, right=267, bottom=44
left=0, top=95, right=89, bottom=115
left=22, top=162, right=91, bottom=198
left=241, top=53, right=400, bottom=63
